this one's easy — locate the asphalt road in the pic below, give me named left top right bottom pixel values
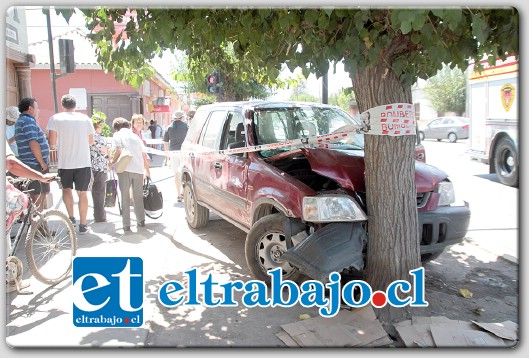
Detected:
left=420, top=139, right=518, bottom=262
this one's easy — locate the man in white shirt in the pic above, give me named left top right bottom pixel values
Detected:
left=47, top=94, right=95, bottom=235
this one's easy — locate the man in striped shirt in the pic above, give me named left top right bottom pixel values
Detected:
left=14, top=97, right=50, bottom=213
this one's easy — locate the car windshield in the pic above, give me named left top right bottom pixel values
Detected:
left=253, top=106, right=364, bottom=157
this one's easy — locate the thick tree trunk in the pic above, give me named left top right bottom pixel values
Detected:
left=353, top=63, right=421, bottom=324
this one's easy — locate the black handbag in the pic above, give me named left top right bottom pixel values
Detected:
left=105, top=179, right=117, bottom=207
left=143, top=177, right=163, bottom=219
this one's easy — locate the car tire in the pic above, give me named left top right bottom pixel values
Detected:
left=419, top=131, right=425, bottom=141
left=183, top=182, right=209, bottom=229
left=448, top=132, right=458, bottom=143
left=494, top=137, right=518, bottom=187
left=245, top=213, right=302, bottom=284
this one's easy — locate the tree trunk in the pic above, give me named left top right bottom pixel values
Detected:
left=353, top=62, right=421, bottom=324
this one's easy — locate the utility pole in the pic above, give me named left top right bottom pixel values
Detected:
left=322, top=72, right=329, bottom=104
left=45, top=7, right=73, bottom=113
left=45, top=8, right=59, bottom=113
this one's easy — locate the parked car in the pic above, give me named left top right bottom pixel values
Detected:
left=419, top=116, right=469, bottom=143
left=181, top=101, right=470, bottom=283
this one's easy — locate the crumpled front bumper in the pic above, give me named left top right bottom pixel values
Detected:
left=281, top=222, right=367, bottom=283
left=281, top=203, right=470, bottom=281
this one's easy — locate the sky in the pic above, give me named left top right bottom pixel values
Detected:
left=23, top=6, right=352, bottom=99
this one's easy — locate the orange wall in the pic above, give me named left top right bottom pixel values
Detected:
left=30, top=69, right=137, bottom=129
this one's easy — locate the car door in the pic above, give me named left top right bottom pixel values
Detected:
left=212, top=111, right=250, bottom=226
left=193, top=110, right=228, bottom=207
left=441, top=117, right=455, bottom=138
left=427, top=118, right=443, bottom=139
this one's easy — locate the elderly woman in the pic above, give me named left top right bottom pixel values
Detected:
left=131, top=113, right=147, bottom=146
left=110, top=117, right=151, bottom=232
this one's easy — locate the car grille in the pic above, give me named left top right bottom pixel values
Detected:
left=417, top=192, right=430, bottom=208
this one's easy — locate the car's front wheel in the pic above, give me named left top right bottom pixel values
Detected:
left=183, top=182, right=209, bottom=229
left=419, top=131, right=425, bottom=141
left=245, top=214, right=302, bottom=284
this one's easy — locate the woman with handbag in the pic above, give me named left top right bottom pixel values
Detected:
left=110, top=117, right=151, bottom=232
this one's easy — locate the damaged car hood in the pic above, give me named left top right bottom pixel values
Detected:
left=301, top=147, right=447, bottom=192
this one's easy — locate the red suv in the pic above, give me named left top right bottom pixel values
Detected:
left=181, top=101, right=470, bottom=282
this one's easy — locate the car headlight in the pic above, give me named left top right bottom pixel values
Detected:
left=303, top=195, right=368, bottom=223
left=437, top=181, right=456, bottom=206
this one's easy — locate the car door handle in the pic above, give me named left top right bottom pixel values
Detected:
left=214, top=162, right=222, bottom=169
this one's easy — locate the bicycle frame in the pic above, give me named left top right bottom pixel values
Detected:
left=6, top=178, right=34, bottom=257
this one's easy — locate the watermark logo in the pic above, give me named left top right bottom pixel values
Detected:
left=73, top=257, right=144, bottom=327
left=158, top=267, right=428, bottom=318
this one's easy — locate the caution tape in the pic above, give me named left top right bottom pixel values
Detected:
left=144, top=124, right=364, bottom=158
left=140, top=102, right=415, bottom=158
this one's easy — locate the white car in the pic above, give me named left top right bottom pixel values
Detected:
left=419, top=116, right=469, bottom=143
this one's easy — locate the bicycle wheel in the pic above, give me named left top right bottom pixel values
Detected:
left=25, top=209, right=77, bottom=285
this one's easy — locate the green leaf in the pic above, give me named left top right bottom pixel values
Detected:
left=304, top=10, right=319, bottom=25
left=279, top=14, right=291, bottom=31
left=411, top=12, right=426, bottom=31
left=472, top=13, right=488, bottom=45
left=411, top=33, right=421, bottom=44
left=400, top=21, right=412, bottom=34
left=318, top=14, right=330, bottom=29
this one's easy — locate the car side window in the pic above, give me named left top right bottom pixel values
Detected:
left=221, top=112, right=244, bottom=151
left=443, top=118, right=454, bottom=125
left=430, top=119, right=441, bottom=126
left=200, top=110, right=228, bottom=149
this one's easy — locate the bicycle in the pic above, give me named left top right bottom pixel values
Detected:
left=6, top=176, right=77, bottom=293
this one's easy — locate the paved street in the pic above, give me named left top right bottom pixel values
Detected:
left=4, top=143, right=520, bottom=348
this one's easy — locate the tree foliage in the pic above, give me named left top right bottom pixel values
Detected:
left=57, top=7, right=517, bottom=95
left=329, top=90, right=356, bottom=112
left=422, top=64, right=467, bottom=116
left=91, top=111, right=112, bottom=137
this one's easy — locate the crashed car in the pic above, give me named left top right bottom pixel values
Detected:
left=181, top=101, right=470, bottom=283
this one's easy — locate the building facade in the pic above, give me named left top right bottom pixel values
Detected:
left=28, top=28, right=180, bottom=130
left=6, top=7, right=35, bottom=109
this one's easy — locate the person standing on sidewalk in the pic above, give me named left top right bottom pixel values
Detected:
left=89, top=122, right=109, bottom=223
left=163, top=110, right=188, bottom=202
left=15, top=98, right=50, bottom=213
left=6, top=106, right=20, bottom=156
left=47, top=94, right=95, bottom=235
left=110, top=117, right=151, bottom=232
left=131, top=114, right=147, bottom=146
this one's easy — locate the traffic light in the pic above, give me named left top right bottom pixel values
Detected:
left=207, top=73, right=218, bottom=93
left=206, top=71, right=222, bottom=94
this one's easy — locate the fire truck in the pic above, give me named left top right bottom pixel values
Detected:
left=467, top=56, right=518, bottom=187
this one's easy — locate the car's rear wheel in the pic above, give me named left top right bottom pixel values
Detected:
left=245, top=214, right=301, bottom=284
left=183, top=182, right=209, bottom=229
left=448, top=132, right=458, bottom=143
